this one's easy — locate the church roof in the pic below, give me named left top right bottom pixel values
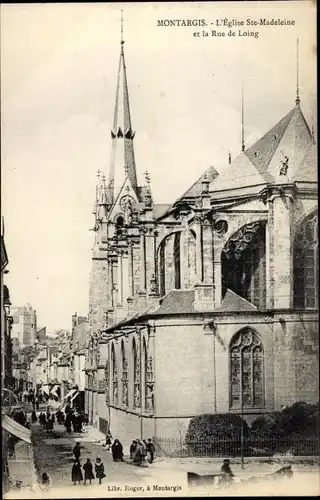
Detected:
left=209, top=151, right=267, bottom=193
left=179, top=166, right=219, bottom=200
left=152, top=288, right=256, bottom=315
left=245, top=103, right=314, bottom=184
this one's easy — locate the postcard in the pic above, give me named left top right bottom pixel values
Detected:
left=1, top=1, right=318, bottom=498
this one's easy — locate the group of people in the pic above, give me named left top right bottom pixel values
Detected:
left=64, top=408, right=84, bottom=433
left=38, top=410, right=55, bottom=432
left=105, top=432, right=155, bottom=465
left=71, top=458, right=105, bottom=485
left=72, top=442, right=105, bottom=485
left=129, top=438, right=155, bottom=465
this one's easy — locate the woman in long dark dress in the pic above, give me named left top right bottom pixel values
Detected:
left=71, top=460, right=83, bottom=485
left=31, top=411, right=37, bottom=424
left=83, top=459, right=95, bottom=485
left=111, top=439, right=124, bottom=462
left=94, top=458, right=106, bottom=485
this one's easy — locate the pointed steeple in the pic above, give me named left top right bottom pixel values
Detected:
left=107, top=10, right=138, bottom=205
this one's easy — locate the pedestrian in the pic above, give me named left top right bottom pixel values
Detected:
left=71, top=459, right=83, bottom=485
left=31, top=410, right=37, bottom=424
left=35, top=397, right=39, bottom=411
left=41, top=472, right=52, bottom=491
left=221, top=459, right=234, bottom=485
left=146, top=438, right=155, bottom=463
left=129, top=440, right=137, bottom=459
left=142, top=440, right=148, bottom=461
left=83, top=458, right=95, bottom=485
left=111, top=439, right=124, bottom=462
left=73, top=442, right=81, bottom=461
left=65, top=413, right=72, bottom=433
left=105, top=430, right=112, bottom=450
left=94, top=457, right=106, bottom=485
left=133, top=440, right=143, bottom=466
left=84, top=413, right=89, bottom=425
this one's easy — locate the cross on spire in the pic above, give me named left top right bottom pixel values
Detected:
left=296, top=38, right=300, bottom=105
left=241, top=84, right=245, bottom=152
left=120, top=10, right=125, bottom=45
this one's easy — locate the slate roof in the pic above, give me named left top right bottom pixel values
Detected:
left=209, top=152, right=267, bottom=193
left=246, top=103, right=314, bottom=184
left=152, top=288, right=256, bottom=315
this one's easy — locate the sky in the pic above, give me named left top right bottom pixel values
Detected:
left=1, top=2, right=316, bottom=332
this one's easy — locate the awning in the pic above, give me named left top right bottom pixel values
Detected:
left=2, top=415, right=32, bottom=444
left=64, top=388, right=77, bottom=400
left=70, top=391, right=79, bottom=403
left=51, top=385, right=59, bottom=396
left=42, top=385, right=50, bottom=396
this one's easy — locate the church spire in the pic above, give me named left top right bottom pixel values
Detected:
left=107, top=10, right=138, bottom=205
left=295, top=38, right=300, bottom=106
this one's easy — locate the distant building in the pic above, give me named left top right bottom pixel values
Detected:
left=1, top=217, right=14, bottom=389
left=11, top=304, right=37, bottom=347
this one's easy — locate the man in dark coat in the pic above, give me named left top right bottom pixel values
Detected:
left=73, top=442, right=81, bottom=461
left=221, top=459, right=234, bottom=485
left=83, top=458, right=95, bottom=485
left=146, top=438, right=155, bottom=463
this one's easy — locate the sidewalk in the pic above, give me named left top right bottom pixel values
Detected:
left=7, top=440, right=38, bottom=489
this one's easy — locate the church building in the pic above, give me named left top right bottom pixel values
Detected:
left=84, top=30, right=318, bottom=442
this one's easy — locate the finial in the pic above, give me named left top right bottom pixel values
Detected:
left=296, top=38, right=300, bottom=106
left=241, top=85, right=245, bottom=152
left=102, top=174, right=106, bottom=184
left=120, top=10, right=124, bottom=45
left=97, top=169, right=101, bottom=179
left=228, top=151, right=232, bottom=164
left=144, top=170, right=150, bottom=184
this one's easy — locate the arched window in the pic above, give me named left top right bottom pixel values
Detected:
left=133, top=337, right=140, bottom=408
left=159, top=241, right=166, bottom=297
left=121, top=341, right=128, bottom=406
left=143, top=338, right=154, bottom=412
left=230, top=328, right=264, bottom=409
left=293, top=211, right=318, bottom=309
left=222, top=222, right=266, bottom=309
left=173, top=232, right=181, bottom=289
left=115, top=215, right=124, bottom=236
left=111, top=344, right=118, bottom=405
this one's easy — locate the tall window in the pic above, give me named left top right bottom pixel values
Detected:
left=173, top=232, right=181, bottom=289
left=143, top=338, right=154, bottom=412
left=133, top=337, right=140, bottom=408
left=230, top=328, right=264, bottom=409
left=111, top=344, right=118, bottom=405
left=293, top=211, right=318, bottom=309
left=222, top=222, right=266, bottom=309
left=159, top=241, right=166, bottom=297
left=121, top=341, right=128, bottom=406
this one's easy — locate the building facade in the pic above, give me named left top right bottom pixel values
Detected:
left=11, top=304, right=37, bottom=347
left=85, top=36, right=318, bottom=441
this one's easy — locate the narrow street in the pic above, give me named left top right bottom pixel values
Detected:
left=28, top=406, right=183, bottom=495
